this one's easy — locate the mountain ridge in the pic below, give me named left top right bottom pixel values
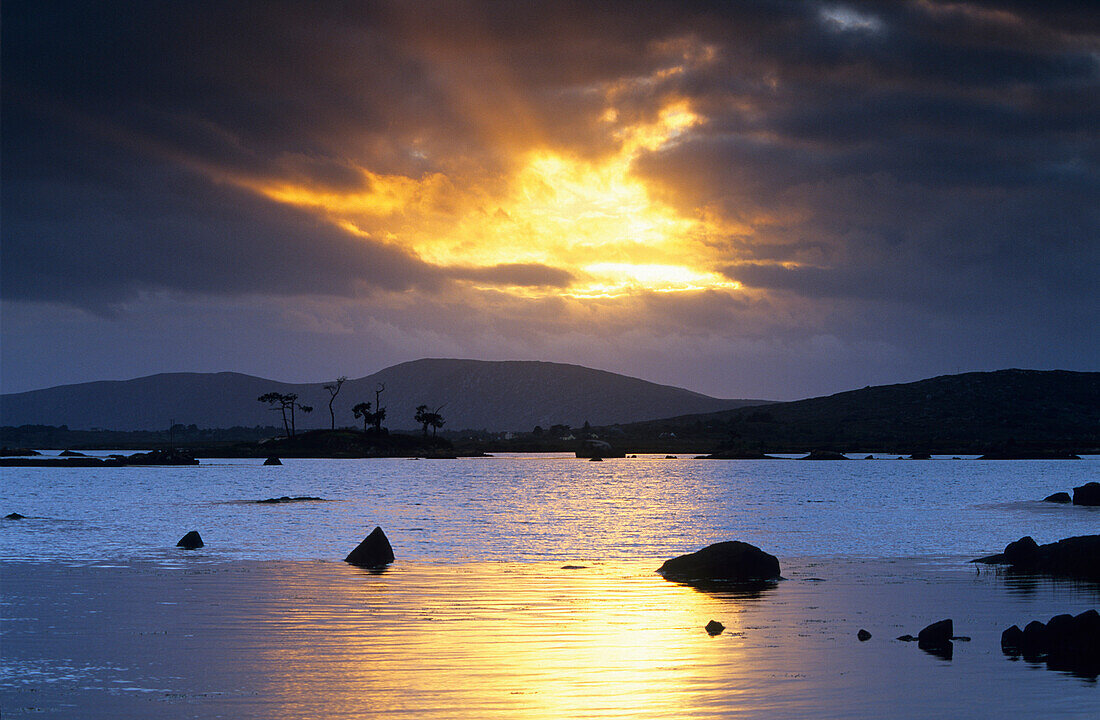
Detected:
left=0, top=359, right=767, bottom=432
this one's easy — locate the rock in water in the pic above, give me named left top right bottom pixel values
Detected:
left=177, top=531, right=204, bottom=549
left=4, top=512, right=26, bottom=520
left=705, top=620, right=725, bottom=636
left=658, top=541, right=781, bottom=583
left=1072, top=482, right=1100, bottom=506
left=857, top=629, right=872, bottom=641
left=974, top=535, right=1100, bottom=581
left=1002, top=610, right=1100, bottom=678
left=345, top=526, right=395, bottom=567
left=264, top=456, right=283, bottom=466
left=1043, top=492, right=1071, bottom=503
left=1001, top=625, right=1023, bottom=653
left=917, top=619, right=953, bottom=649
left=1003, top=536, right=1040, bottom=566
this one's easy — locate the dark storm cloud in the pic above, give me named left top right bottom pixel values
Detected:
left=2, top=0, right=1098, bottom=332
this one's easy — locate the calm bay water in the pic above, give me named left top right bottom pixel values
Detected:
left=2, top=454, right=1099, bottom=718
left=2, top=453, right=1098, bottom=563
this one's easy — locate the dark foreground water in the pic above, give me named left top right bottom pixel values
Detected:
left=2, top=454, right=1099, bottom=718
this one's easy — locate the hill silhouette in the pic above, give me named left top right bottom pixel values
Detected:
left=601, top=369, right=1099, bottom=454
left=0, top=359, right=766, bottom=432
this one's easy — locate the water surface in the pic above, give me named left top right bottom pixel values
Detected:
left=2, top=455, right=1098, bottom=718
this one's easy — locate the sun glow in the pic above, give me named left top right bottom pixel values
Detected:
left=243, top=101, right=737, bottom=297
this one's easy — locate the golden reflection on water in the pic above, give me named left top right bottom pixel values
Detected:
left=250, top=561, right=760, bottom=719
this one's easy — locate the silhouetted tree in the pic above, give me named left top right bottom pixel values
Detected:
left=289, top=396, right=311, bottom=436
left=427, top=409, right=445, bottom=438
left=258, top=392, right=292, bottom=437
left=415, top=404, right=445, bottom=438
left=323, top=376, right=347, bottom=430
left=352, top=402, right=372, bottom=433
left=258, top=392, right=312, bottom=437
left=415, top=405, right=430, bottom=437
left=371, top=406, right=386, bottom=434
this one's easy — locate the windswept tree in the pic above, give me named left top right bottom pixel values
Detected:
left=323, top=376, right=347, bottom=430
left=427, top=409, right=445, bottom=438
left=259, top=392, right=292, bottom=437
left=352, top=401, right=372, bottom=433
left=415, top=405, right=430, bottom=437
left=257, top=392, right=312, bottom=437
left=415, top=404, right=445, bottom=438
left=290, top=399, right=312, bottom=436
left=353, top=401, right=386, bottom=434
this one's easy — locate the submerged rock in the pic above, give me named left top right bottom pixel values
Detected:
left=4, top=512, right=26, bottom=520
left=345, top=526, right=395, bottom=568
left=1043, top=492, right=1071, bottom=503
left=124, top=449, right=199, bottom=466
left=1073, top=482, right=1100, bottom=506
left=705, top=620, right=725, bottom=636
left=177, top=531, right=204, bottom=549
left=264, top=456, right=283, bottom=466
left=256, top=496, right=325, bottom=504
left=973, top=535, right=1100, bottom=581
left=658, top=541, right=781, bottom=584
left=857, top=629, right=872, bottom=641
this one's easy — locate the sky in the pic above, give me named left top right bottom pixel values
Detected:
left=2, top=0, right=1097, bottom=400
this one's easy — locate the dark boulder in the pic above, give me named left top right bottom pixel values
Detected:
left=917, top=619, right=953, bottom=650
left=1001, top=610, right=1100, bottom=679
left=1043, top=492, right=1071, bottom=503
left=256, top=496, right=325, bottom=504
left=705, top=620, right=725, bottom=636
left=800, top=450, right=848, bottom=460
left=857, top=629, right=872, bottom=641
left=1021, top=620, right=1048, bottom=658
left=896, top=635, right=917, bottom=642
left=973, top=535, right=1100, bottom=582
left=1003, top=536, right=1040, bottom=566
left=1001, top=625, right=1023, bottom=653
left=176, top=531, right=204, bottom=549
left=658, top=541, right=781, bottom=584
left=264, top=456, right=283, bottom=466
left=345, top=526, right=395, bottom=568
left=1072, top=482, right=1100, bottom=506
left=4, top=512, right=26, bottom=520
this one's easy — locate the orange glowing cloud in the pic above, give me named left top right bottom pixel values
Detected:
left=231, top=94, right=742, bottom=299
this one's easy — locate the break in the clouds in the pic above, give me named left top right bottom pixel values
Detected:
left=1, top=0, right=1097, bottom=398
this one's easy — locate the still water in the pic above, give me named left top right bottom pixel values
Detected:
left=2, top=453, right=1098, bottom=562
left=2, top=454, right=1099, bottom=718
